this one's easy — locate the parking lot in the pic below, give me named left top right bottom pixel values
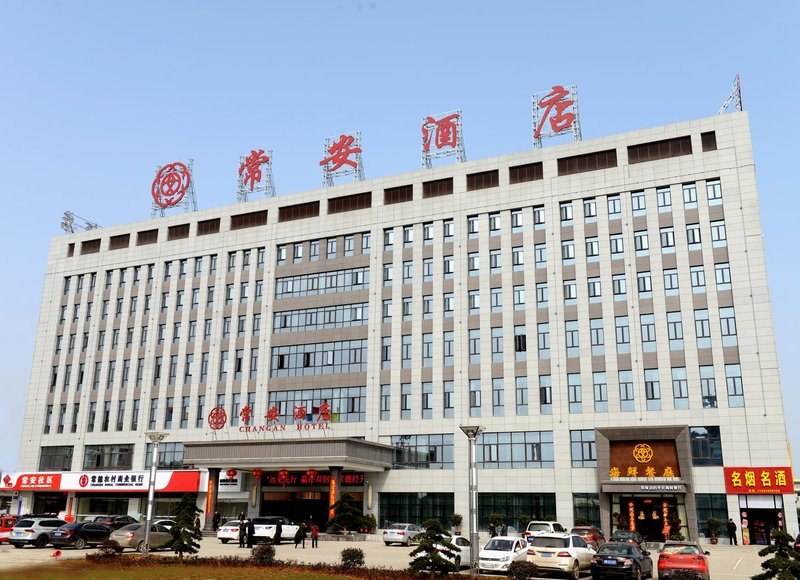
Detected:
left=0, top=535, right=770, bottom=578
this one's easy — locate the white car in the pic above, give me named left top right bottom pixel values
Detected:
left=383, top=522, right=422, bottom=546
left=526, top=533, right=596, bottom=579
left=522, top=520, right=566, bottom=539
left=479, top=536, right=529, bottom=573
left=412, top=534, right=472, bottom=569
left=217, top=520, right=244, bottom=543
left=252, top=516, right=299, bottom=544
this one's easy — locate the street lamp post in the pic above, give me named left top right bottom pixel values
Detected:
left=460, top=425, right=485, bottom=578
left=142, top=431, right=169, bottom=557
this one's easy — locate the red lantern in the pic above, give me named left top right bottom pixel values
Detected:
left=226, top=469, right=237, bottom=479
left=278, top=469, right=290, bottom=488
left=306, top=468, right=318, bottom=483
left=252, top=469, right=263, bottom=480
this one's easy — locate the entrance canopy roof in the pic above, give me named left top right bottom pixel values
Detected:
left=183, top=437, right=394, bottom=472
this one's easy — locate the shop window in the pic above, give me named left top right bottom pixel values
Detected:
left=690, top=426, right=723, bottom=466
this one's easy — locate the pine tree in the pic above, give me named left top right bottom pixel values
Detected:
left=408, top=518, right=458, bottom=578
left=170, top=493, right=203, bottom=559
left=328, top=492, right=367, bottom=531
left=752, top=530, right=800, bottom=580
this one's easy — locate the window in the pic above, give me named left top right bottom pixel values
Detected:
left=515, top=376, right=528, bottom=415
left=536, top=283, right=548, bottom=308
left=593, top=372, right=608, bottom=413
left=443, top=255, right=454, bottom=279
left=402, top=261, right=413, bottom=284
left=423, top=222, right=434, bottom=244
left=309, top=240, right=320, bottom=261
left=539, top=375, right=552, bottom=415
left=561, top=240, right=575, bottom=263
left=422, top=333, right=433, bottom=367
left=39, top=446, right=74, bottom=471
left=695, top=309, right=711, bottom=348
left=637, top=271, right=652, bottom=297
left=443, top=331, right=454, bottom=366
left=537, top=323, right=550, bottom=360
left=586, top=237, right=599, bottom=261
left=588, top=277, right=601, bottom=302
left=610, top=234, right=624, bottom=259
left=401, top=335, right=412, bottom=369
left=590, top=318, right=604, bottom=356
left=513, top=285, right=525, bottom=311
left=687, top=223, right=702, bottom=248
left=444, top=380, right=454, bottom=418
left=383, top=263, right=393, bottom=286
left=706, top=179, right=722, bottom=204
left=563, top=280, right=577, bottom=304
left=511, top=329, right=525, bottom=361
left=631, top=190, right=645, bottom=215
left=381, top=337, right=391, bottom=369
left=657, top=187, right=672, bottom=211
left=711, top=220, right=727, bottom=247
left=683, top=183, right=697, bottom=208
left=571, top=430, right=596, bottom=467
left=512, top=246, right=524, bottom=271
left=421, top=382, right=433, bottom=418
left=83, top=444, right=134, bottom=470
left=619, top=370, right=634, bottom=412
left=715, top=263, right=732, bottom=291
left=565, top=321, right=580, bottom=358
left=672, top=367, right=689, bottom=409
left=690, top=265, right=706, bottom=293
left=535, top=243, right=547, bottom=267
left=491, top=287, right=502, bottom=313
left=403, top=225, right=414, bottom=248
left=645, top=369, right=661, bottom=411
left=667, top=311, right=684, bottom=351
left=361, top=232, right=371, bottom=253
left=468, top=252, right=480, bottom=276
left=612, top=274, right=627, bottom=301
left=660, top=227, right=675, bottom=251
left=608, top=195, right=621, bottom=218
left=380, top=385, right=390, bottom=421
left=423, top=257, right=433, bottom=281
left=227, top=252, right=237, bottom=272
left=293, top=242, right=304, bottom=263
left=690, top=426, right=723, bottom=466
left=511, top=210, right=523, bottom=232
left=615, top=316, right=630, bottom=354
left=533, top=206, right=545, bottom=229
left=488, top=213, right=500, bottom=235
left=443, top=219, right=454, bottom=242
left=560, top=201, right=573, bottom=223
left=700, top=366, right=718, bottom=408
left=634, top=230, right=649, bottom=255
left=443, top=292, right=454, bottom=317
left=583, top=198, right=597, bottom=221
left=469, top=329, right=481, bottom=364
left=720, top=307, right=738, bottom=347
left=469, top=379, right=481, bottom=417
left=568, top=374, right=582, bottom=413
left=492, top=378, right=504, bottom=416
left=468, top=289, right=480, bottom=315
left=326, top=237, right=337, bottom=258
left=491, top=327, right=503, bottom=363
left=726, top=364, right=744, bottom=407
left=467, top=215, right=479, bottom=238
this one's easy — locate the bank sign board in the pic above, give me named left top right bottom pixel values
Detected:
left=2, top=470, right=202, bottom=493
left=723, top=466, right=793, bottom=495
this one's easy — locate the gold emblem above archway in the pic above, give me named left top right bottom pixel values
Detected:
left=632, top=443, right=654, bottom=464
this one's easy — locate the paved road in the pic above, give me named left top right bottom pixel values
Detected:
left=0, top=536, right=768, bottom=577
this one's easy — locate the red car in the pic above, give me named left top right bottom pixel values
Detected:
left=571, top=525, right=606, bottom=550
left=0, top=516, right=20, bottom=543
left=657, top=541, right=710, bottom=580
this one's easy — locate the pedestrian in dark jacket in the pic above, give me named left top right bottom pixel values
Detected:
left=727, top=518, right=738, bottom=545
left=274, top=520, right=282, bottom=544
left=212, top=511, right=221, bottom=532
left=247, top=519, right=256, bottom=548
left=238, top=517, right=247, bottom=548
left=294, top=522, right=307, bottom=548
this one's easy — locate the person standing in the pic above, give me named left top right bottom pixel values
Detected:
left=212, top=511, right=221, bottom=532
left=246, top=519, right=256, bottom=548
left=238, top=517, right=247, bottom=548
left=194, top=515, right=201, bottom=530
left=273, top=519, right=283, bottom=544
left=727, top=518, right=738, bottom=545
left=294, top=521, right=307, bottom=549
left=311, top=523, right=319, bottom=548
left=488, top=522, right=496, bottom=538
left=501, top=521, right=508, bottom=536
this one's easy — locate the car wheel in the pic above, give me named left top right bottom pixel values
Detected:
left=74, top=537, right=87, bottom=550
left=34, top=535, right=48, bottom=549
left=570, top=561, right=580, bottom=580
left=221, top=539, right=229, bottom=544
left=136, top=540, right=146, bottom=553
left=633, top=564, right=642, bottom=580
left=384, top=542, right=391, bottom=546
left=454, top=556, right=461, bottom=569
left=12, top=543, right=24, bottom=549
left=405, top=537, right=411, bottom=547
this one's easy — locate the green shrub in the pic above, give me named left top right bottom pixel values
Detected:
left=340, top=547, right=366, bottom=570
left=507, top=560, right=538, bottom=580
left=251, top=543, right=277, bottom=566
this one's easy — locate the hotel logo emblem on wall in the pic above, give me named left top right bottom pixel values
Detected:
left=150, top=159, right=198, bottom=217
left=632, top=443, right=654, bottom=464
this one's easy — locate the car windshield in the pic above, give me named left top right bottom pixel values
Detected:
left=612, top=531, right=636, bottom=539
left=532, top=537, right=569, bottom=548
left=599, top=544, right=633, bottom=556
left=14, top=519, right=35, bottom=528
left=485, top=539, right=515, bottom=551
left=389, top=524, right=408, bottom=530
left=662, top=544, right=700, bottom=555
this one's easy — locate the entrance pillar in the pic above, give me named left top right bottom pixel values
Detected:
left=205, top=468, right=220, bottom=532
left=329, top=466, right=342, bottom=518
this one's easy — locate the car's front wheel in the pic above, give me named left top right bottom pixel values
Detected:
left=74, top=537, right=87, bottom=550
left=136, top=540, right=146, bottom=553
left=221, top=538, right=229, bottom=544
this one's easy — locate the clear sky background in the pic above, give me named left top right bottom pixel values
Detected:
left=1, top=1, right=798, bottom=475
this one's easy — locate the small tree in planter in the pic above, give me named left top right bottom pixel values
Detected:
left=170, top=493, right=203, bottom=559
left=449, top=513, right=463, bottom=535
left=408, top=518, right=458, bottom=578
left=752, top=530, right=800, bottom=580
left=706, top=517, right=722, bottom=544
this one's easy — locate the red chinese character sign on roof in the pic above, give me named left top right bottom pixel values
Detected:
left=422, top=110, right=465, bottom=168
left=532, top=85, right=582, bottom=148
left=320, top=132, right=364, bottom=187
left=237, top=148, right=275, bottom=202
left=151, top=159, right=198, bottom=217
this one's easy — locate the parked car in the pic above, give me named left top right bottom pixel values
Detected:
left=0, top=515, right=20, bottom=543
left=412, top=534, right=472, bottom=569
left=590, top=542, right=653, bottom=580
left=609, top=529, right=645, bottom=546
left=217, top=520, right=243, bottom=544
left=109, top=523, right=172, bottom=552
left=526, top=533, right=596, bottom=579
left=8, top=517, right=67, bottom=548
left=253, top=516, right=299, bottom=544
left=383, top=522, right=423, bottom=546
left=657, top=541, right=710, bottom=580
left=153, top=519, right=176, bottom=530
left=478, top=536, right=529, bottom=573
left=90, top=515, right=139, bottom=530
left=572, top=526, right=607, bottom=550
left=50, top=522, right=113, bottom=549
left=523, top=520, right=566, bottom=539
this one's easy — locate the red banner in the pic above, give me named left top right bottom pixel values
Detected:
left=723, top=466, right=793, bottom=494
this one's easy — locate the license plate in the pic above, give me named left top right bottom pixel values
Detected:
left=604, top=559, right=617, bottom=565
left=11, top=531, right=21, bottom=537
left=541, top=552, right=552, bottom=557
left=485, top=563, right=497, bottom=568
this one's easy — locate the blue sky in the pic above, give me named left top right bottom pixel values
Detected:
left=1, top=1, right=798, bottom=474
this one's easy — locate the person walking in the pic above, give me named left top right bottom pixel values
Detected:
left=194, top=515, right=201, bottom=530
left=311, top=523, right=319, bottom=548
left=238, top=517, right=247, bottom=548
left=294, top=521, right=307, bottom=548
left=727, top=518, right=738, bottom=545
left=246, top=518, right=256, bottom=548
left=212, top=511, right=221, bottom=532
left=273, top=519, right=283, bottom=544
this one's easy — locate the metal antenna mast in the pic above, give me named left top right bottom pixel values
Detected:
left=717, top=74, right=743, bottom=115
left=61, top=211, right=100, bottom=233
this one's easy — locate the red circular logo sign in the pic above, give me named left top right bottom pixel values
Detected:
left=207, top=406, right=227, bottom=430
left=79, top=474, right=89, bottom=488
left=151, top=162, right=190, bottom=208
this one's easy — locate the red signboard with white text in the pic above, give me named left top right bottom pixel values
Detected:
left=723, top=466, right=793, bottom=495
left=2, top=470, right=201, bottom=493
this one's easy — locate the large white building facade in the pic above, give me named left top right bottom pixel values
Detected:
left=8, top=111, right=793, bottom=545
